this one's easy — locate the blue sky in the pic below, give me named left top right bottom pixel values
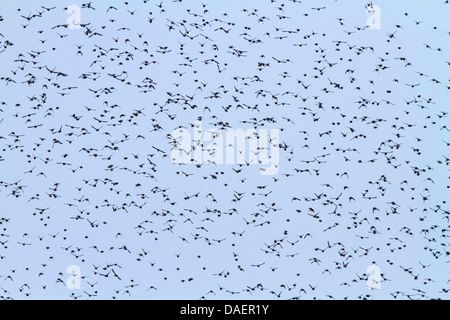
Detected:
left=0, top=0, right=448, bottom=300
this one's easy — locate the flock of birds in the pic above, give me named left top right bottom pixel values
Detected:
left=0, top=1, right=448, bottom=300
